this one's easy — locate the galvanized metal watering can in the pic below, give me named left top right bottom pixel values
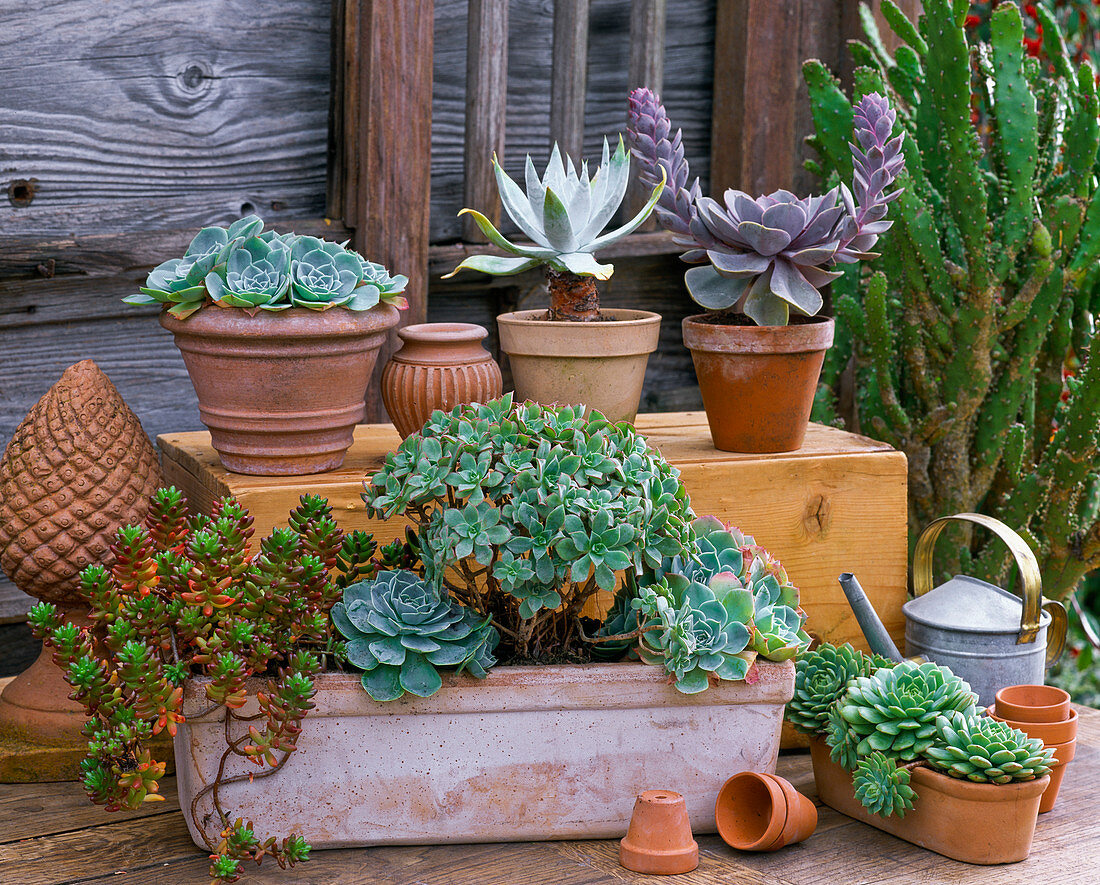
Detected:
left=839, top=513, right=1068, bottom=708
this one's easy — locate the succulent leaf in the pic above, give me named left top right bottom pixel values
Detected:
left=853, top=751, right=917, bottom=817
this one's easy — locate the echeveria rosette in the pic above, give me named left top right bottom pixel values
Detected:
left=748, top=567, right=809, bottom=661
left=331, top=569, right=498, bottom=701
left=635, top=572, right=757, bottom=694
left=923, top=712, right=1054, bottom=784
left=838, top=660, right=979, bottom=761
left=786, top=642, right=872, bottom=735
left=671, top=515, right=750, bottom=585
left=825, top=699, right=862, bottom=770
left=444, top=137, right=665, bottom=281
left=204, top=237, right=292, bottom=312
left=123, top=258, right=209, bottom=319
left=356, top=255, right=410, bottom=310
left=289, top=236, right=366, bottom=310
left=853, top=751, right=917, bottom=818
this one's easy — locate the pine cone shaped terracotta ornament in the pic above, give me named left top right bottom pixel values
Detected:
left=0, top=360, right=161, bottom=604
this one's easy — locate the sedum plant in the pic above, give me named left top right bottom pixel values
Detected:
left=924, top=712, right=1054, bottom=784
left=803, top=1, right=1100, bottom=598
left=124, top=214, right=407, bottom=319
left=27, top=489, right=382, bottom=885
left=627, top=88, right=903, bottom=325
left=331, top=569, right=497, bottom=701
left=444, top=138, right=664, bottom=321
left=853, top=751, right=917, bottom=818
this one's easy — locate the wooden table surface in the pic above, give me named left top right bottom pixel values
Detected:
left=3, top=704, right=1097, bottom=885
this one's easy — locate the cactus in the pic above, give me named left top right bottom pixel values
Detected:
left=804, top=1, right=1100, bottom=598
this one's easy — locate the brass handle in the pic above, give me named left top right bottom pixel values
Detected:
left=1043, top=599, right=1068, bottom=666
left=913, top=513, right=1046, bottom=646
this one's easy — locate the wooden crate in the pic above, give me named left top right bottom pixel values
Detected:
left=159, top=412, right=908, bottom=654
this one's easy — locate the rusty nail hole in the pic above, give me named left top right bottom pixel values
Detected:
left=271, top=200, right=286, bottom=211
left=8, top=178, right=38, bottom=207
left=240, top=201, right=255, bottom=215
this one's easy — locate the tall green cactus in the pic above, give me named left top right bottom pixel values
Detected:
left=804, top=0, right=1100, bottom=600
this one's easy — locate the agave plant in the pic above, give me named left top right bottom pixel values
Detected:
left=635, top=571, right=756, bottom=693
left=924, top=712, right=1054, bottom=784
left=444, top=137, right=665, bottom=320
left=331, top=569, right=498, bottom=701
left=628, top=89, right=903, bottom=325
left=853, top=751, right=917, bottom=817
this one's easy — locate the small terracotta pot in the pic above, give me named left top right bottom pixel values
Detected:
left=1038, top=738, right=1076, bottom=813
left=987, top=706, right=1078, bottom=745
left=619, top=790, right=699, bottom=875
left=496, top=309, right=661, bottom=423
left=161, top=304, right=399, bottom=475
left=681, top=315, right=834, bottom=453
left=715, top=772, right=817, bottom=852
left=381, top=323, right=503, bottom=438
left=995, top=684, right=1071, bottom=723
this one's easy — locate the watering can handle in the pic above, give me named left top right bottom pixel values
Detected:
left=913, top=513, right=1066, bottom=662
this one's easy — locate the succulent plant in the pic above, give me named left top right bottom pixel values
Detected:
left=635, top=571, right=757, bottom=694
left=589, top=583, right=641, bottom=662
left=205, top=237, right=292, bottom=310
left=331, top=569, right=498, bottom=701
left=672, top=515, right=751, bottom=584
left=825, top=699, right=862, bottom=770
left=786, top=642, right=868, bottom=735
left=445, top=139, right=664, bottom=320
left=358, top=257, right=410, bottom=310
left=853, top=751, right=917, bottom=817
left=924, top=712, right=1055, bottom=784
left=837, top=660, right=979, bottom=761
left=627, top=88, right=903, bottom=325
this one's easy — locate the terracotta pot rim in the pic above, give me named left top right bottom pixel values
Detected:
left=986, top=705, right=1078, bottom=743
left=497, top=308, right=662, bottom=328
left=396, top=322, right=489, bottom=343
left=995, top=684, right=1071, bottom=722
left=160, top=302, right=400, bottom=340
left=682, top=314, right=835, bottom=355
left=497, top=309, right=662, bottom=359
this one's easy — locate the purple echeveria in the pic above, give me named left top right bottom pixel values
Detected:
left=626, top=89, right=904, bottom=326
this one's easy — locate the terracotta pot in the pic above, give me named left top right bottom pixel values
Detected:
left=381, top=323, right=503, bottom=439
left=681, top=315, right=834, bottom=453
left=1038, top=738, right=1076, bottom=813
left=987, top=706, right=1078, bottom=745
left=619, top=790, right=699, bottom=874
left=714, top=771, right=817, bottom=852
left=161, top=304, right=399, bottom=475
left=809, top=737, right=1047, bottom=864
left=496, top=309, right=661, bottom=423
left=176, top=660, right=794, bottom=849
left=995, top=684, right=1071, bottom=723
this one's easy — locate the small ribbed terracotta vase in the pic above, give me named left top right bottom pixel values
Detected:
left=381, top=323, right=503, bottom=438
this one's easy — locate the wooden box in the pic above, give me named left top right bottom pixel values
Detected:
left=159, top=412, right=908, bottom=654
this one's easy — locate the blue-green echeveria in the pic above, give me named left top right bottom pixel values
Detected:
left=204, top=237, right=292, bottom=311
left=331, top=569, right=498, bottom=701
left=289, top=237, right=366, bottom=310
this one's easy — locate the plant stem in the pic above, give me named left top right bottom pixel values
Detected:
left=547, top=269, right=601, bottom=321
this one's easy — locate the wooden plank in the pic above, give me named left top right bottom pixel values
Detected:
left=794, top=0, right=845, bottom=195
left=0, top=584, right=33, bottom=625
left=346, top=0, right=434, bottom=421
left=463, top=0, right=510, bottom=243
left=550, top=0, right=591, bottom=162
left=327, top=0, right=349, bottom=221
left=0, top=0, right=331, bottom=238
left=625, top=0, right=668, bottom=227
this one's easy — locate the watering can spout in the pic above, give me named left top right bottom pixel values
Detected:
left=838, top=573, right=904, bottom=663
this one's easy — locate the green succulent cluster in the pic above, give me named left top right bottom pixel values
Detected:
left=853, top=751, right=917, bottom=818
left=924, top=712, right=1055, bottom=784
left=124, top=214, right=407, bottom=318
left=635, top=572, right=756, bottom=693
left=836, top=660, right=979, bottom=761
left=331, top=569, right=497, bottom=701
left=590, top=582, right=641, bottom=662
left=786, top=642, right=877, bottom=734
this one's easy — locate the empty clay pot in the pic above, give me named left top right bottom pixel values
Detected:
left=381, top=322, right=503, bottom=439
left=619, top=790, right=699, bottom=875
left=1038, top=738, right=1076, bottom=813
left=681, top=314, right=834, bottom=453
left=497, top=308, right=661, bottom=423
left=987, top=706, right=1078, bottom=745
left=995, top=684, right=1071, bottom=723
left=715, top=771, right=817, bottom=852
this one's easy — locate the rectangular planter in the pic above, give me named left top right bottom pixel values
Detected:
left=808, top=737, right=1047, bottom=864
left=175, top=660, right=794, bottom=849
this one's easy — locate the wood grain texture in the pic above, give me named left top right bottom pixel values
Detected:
left=0, top=0, right=332, bottom=237
left=159, top=413, right=909, bottom=653
left=626, top=0, right=667, bottom=226
left=551, top=0, right=592, bottom=161
left=5, top=705, right=1097, bottom=884
left=463, top=0, right=510, bottom=242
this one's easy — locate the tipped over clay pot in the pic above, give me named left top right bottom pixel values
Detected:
left=619, top=790, right=699, bottom=875
left=994, top=684, right=1071, bottom=723
left=715, top=772, right=817, bottom=852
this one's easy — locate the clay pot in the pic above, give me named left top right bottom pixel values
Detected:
left=1038, top=738, right=1076, bottom=813
left=715, top=771, right=817, bottom=852
left=987, top=706, right=1078, bottom=745
left=381, top=323, right=502, bottom=439
left=995, top=684, right=1071, bottom=723
left=496, top=309, right=661, bottom=423
left=161, top=304, right=399, bottom=475
left=681, top=314, right=834, bottom=453
left=809, top=737, right=1047, bottom=864
left=619, top=790, right=699, bottom=874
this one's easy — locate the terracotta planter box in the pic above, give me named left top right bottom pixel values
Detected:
left=175, top=660, right=794, bottom=849
left=808, top=738, right=1047, bottom=864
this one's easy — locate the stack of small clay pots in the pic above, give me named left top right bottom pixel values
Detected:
left=989, top=684, right=1076, bottom=813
